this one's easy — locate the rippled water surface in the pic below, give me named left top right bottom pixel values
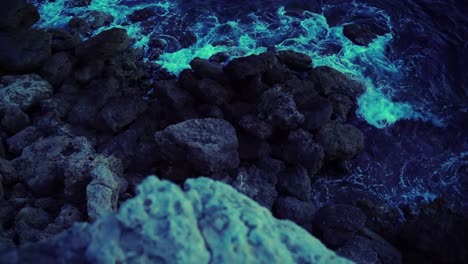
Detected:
left=32, top=0, right=468, bottom=213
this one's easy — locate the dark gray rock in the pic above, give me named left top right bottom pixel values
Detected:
left=255, top=157, right=285, bottom=176
left=98, top=98, right=148, bottom=132
left=75, top=28, right=131, bottom=59
left=314, top=66, right=365, bottom=98
left=190, top=57, right=225, bottom=81
left=40, top=52, right=73, bottom=87
left=73, top=59, right=104, bottom=84
left=275, top=196, right=318, bottom=232
left=54, top=204, right=84, bottom=228
left=69, top=11, right=114, bottom=38
left=283, top=77, right=319, bottom=109
left=316, top=122, right=364, bottom=161
left=281, top=129, right=324, bottom=175
left=15, top=207, right=51, bottom=230
left=257, top=87, right=304, bottom=130
left=0, top=0, right=40, bottom=30
left=314, top=204, right=367, bottom=248
left=302, top=97, right=333, bottom=131
left=238, top=114, right=272, bottom=140
left=189, top=78, right=232, bottom=106
left=224, top=52, right=277, bottom=80
left=1, top=107, right=30, bottom=135
left=278, top=165, right=311, bottom=201
left=237, top=132, right=271, bottom=161
left=343, top=24, right=378, bottom=46
left=6, top=126, right=43, bottom=156
left=154, top=80, right=194, bottom=110
left=329, top=93, right=353, bottom=122
left=49, top=29, right=80, bottom=52
left=154, top=118, right=239, bottom=173
left=276, top=50, right=312, bottom=71
left=232, top=165, right=278, bottom=209
left=0, top=158, right=17, bottom=186
left=262, top=63, right=295, bottom=85
left=0, top=30, right=51, bottom=72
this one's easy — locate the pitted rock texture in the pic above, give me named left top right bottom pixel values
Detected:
left=1, top=176, right=352, bottom=264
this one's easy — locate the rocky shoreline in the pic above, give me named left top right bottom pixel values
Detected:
left=1, top=1, right=467, bottom=263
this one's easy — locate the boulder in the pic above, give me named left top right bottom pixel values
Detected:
left=257, top=87, right=304, bottom=130
left=54, top=204, right=84, bottom=228
left=0, top=158, right=17, bottom=185
left=238, top=114, right=273, bottom=140
left=97, top=98, right=148, bottom=132
left=281, top=129, right=324, bottom=175
left=40, top=52, right=73, bottom=87
left=276, top=50, right=312, bottom=71
left=237, top=132, right=271, bottom=161
left=232, top=165, right=278, bottom=209
left=154, top=118, right=239, bottom=173
left=224, top=52, right=277, bottom=80
left=302, top=97, right=333, bottom=131
left=189, top=57, right=225, bottom=81
left=313, top=204, right=367, bottom=248
left=0, top=0, right=40, bottom=30
left=314, top=66, right=365, bottom=98
left=6, top=126, right=43, bottom=156
left=0, top=30, right=51, bottom=72
left=75, top=28, right=131, bottom=59
left=188, top=78, right=232, bottom=106
left=0, top=176, right=351, bottom=263
left=283, top=77, right=319, bottom=109
left=343, top=24, right=378, bottom=46
left=49, top=29, right=80, bottom=52
left=329, top=94, right=353, bottom=122
left=0, top=74, right=53, bottom=113
left=316, top=122, right=364, bottom=161
left=1, top=107, right=30, bottom=135
left=69, top=11, right=114, bottom=38
left=275, top=196, right=318, bottom=232
left=278, top=165, right=311, bottom=201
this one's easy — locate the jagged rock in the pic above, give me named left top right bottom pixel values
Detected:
left=6, top=126, right=43, bottom=156
left=314, top=66, right=365, bottom=98
left=0, top=30, right=51, bottom=72
left=280, top=129, right=324, bottom=175
left=314, top=204, right=367, bottom=248
left=73, top=59, right=104, bottom=84
left=257, top=87, right=304, bottom=130
left=262, top=63, right=295, bottom=85
left=329, top=94, right=353, bottom=122
left=49, top=29, right=80, bottom=52
left=189, top=57, right=225, bottom=81
left=238, top=114, right=273, bottom=140
left=276, top=50, right=313, bottom=71
left=40, top=52, right=73, bottom=87
left=302, top=97, right=333, bottom=130
left=1, top=107, right=30, bottom=135
left=255, top=157, right=285, bottom=176
left=86, top=164, right=123, bottom=221
left=154, top=118, right=239, bottom=173
left=154, top=80, right=194, bottom=110
left=0, top=74, right=53, bottom=113
left=75, top=28, right=131, bottom=59
left=278, top=165, right=311, bottom=201
left=224, top=52, right=277, bottom=80
left=0, top=176, right=350, bottom=263
left=343, top=24, right=378, bottom=46
left=54, top=205, right=84, bottom=228
left=232, top=165, right=278, bottom=209
left=97, top=98, right=148, bottom=132
left=188, top=78, right=232, bottom=106
left=316, top=122, right=364, bottom=161
left=0, top=0, right=40, bottom=30
left=69, top=11, right=114, bottom=38
left=283, top=77, right=319, bottom=109
left=275, top=196, right=318, bottom=232
left=128, top=6, right=159, bottom=23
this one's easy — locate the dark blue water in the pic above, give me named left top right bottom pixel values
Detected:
left=32, top=0, right=468, bottom=214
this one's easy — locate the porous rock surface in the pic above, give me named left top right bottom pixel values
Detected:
left=1, top=176, right=352, bottom=264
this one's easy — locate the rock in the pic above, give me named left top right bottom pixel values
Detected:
left=6, top=126, right=43, bottom=156
left=75, top=28, right=131, bottom=59
left=40, top=52, right=73, bottom=87
left=316, top=122, right=364, bottom=161
left=197, top=105, right=224, bottom=119
left=190, top=57, right=225, bottom=81
left=281, top=129, right=324, bottom=175
left=1, top=107, right=30, bottom=135
left=232, top=166, right=278, bottom=209
left=283, top=77, right=319, bottom=109
left=86, top=164, right=122, bottom=221
left=128, top=6, right=159, bottom=23
left=0, top=174, right=3, bottom=200
left=0, top=136, right=6, bottom=159
left=262, top=63, right=295, bottom=85
left=302, top=97, right=333, bottom=131
left=257, top=87, right=304, bottom=130
left=188, top=79, right=233, bottom=106
left=223, top=102, right=255, bottom=121
left=237, top=132, right=271, bottom=161
left=275, top=196, right=318, bottom=232
left=68, top=0, right=92, bottom=7
left=0, top=30, right=51, bottom=72
left=73, top=59, right=104, bottom=84
left=0, top=74, right=53, bottom=113
left=49, top=29, right=80, bottom=52
left=54, top=204, right=84, bottom=228
left=154, top=118, right=239, bottom=173
left=0, top=0, right=40, bottom=30
left=69, top=11, right=114, bottom=38
left=0, top=201, right=15, bottom=227
left=0, top=238, right=14, bottom=254
left=314, top=204, right=367, bottom=248
left=329, top=94, right=353, bottom=122
left=255, top=157, right=285, bottom=176
left=343, top=24, right=378, bottom=46
left=238, top=114, right=272, bottom=140
left=276, top=50, right=312, bottom=71
left=154, top=80, right=194, bottom=110
left=98, top=98, right=148, bottom=132
left=0, top=176, right=351, bottom=263
left=314, top=66, right=365, bottom=98
left=278, top=165, right=311, bottom=201
left=0, top=158, right=17, bottom=185
left=15, top=207, right=51, bottom=230
left=224, top=52, right=277, bottom=80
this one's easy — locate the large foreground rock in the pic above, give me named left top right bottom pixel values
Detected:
left=154, top=118, right=239, bottom=173
left=1, top=176, right=352, bottom=264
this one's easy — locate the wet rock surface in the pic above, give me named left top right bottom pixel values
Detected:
left=1, top=1, right=466, bottom=263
